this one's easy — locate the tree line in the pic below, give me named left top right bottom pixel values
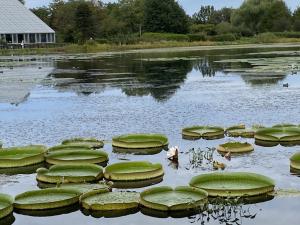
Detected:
left=29, top=0, right=300, bottom=43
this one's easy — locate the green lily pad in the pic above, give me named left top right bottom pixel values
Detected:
left=226, top=124, right=263, bottom=138
left=104, top=161, right=164, bottom=181
left=189, top=172, right=275, bottom=197
left=47, top=144, right=92, bottom=153
left=0, top=193, right=14, bottom=219
left=182, top=126, right=224, bottom=140
left=80, top=189, right=139, bottom=211
left=217, top=142, right=254, bottom=153
left=140, top=186, right=208, bottom=211
left=113, top=146, right=164, bottom=155
left=0, top=163, right=45, bottom=175
left=45, top=150, right=108, bottom=165
left=14, top=205, right=78, bottom=217
left=273, top=124, right=298, bottom=128
left=0, top=145, right=47, bottom=168
left=290, top=152, right=300, bottom=171
left=14, top=188, right=81, bottom=210
left=111, top=176, right=163, bottom=189
left=36, top=164, right=104, bottom=184
left=255, top=127, right=300, bottom=142
left=62, top=138, right=104, bottom=149
left=112, top=134, right=168, bottom=149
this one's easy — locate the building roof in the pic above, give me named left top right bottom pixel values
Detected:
left=0, top=0, right=55, bottom=34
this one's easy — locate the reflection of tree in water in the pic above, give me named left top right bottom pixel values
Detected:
left=122, top=60, right=193, bottom=101
left=240, top=74, right=287, bottom=86
left=190, top=198, right=260, bottom=225
left=193, top=58, right=218, bottom=77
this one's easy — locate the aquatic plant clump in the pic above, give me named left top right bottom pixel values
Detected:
left=112, top=134, right=168, bottom=149
left=255, top=127, right=300, bottom=142
left=140, top=186, right=208, bottom=211
left=80, top=189, right=139, bottom=211
left=0, top=193, right=14, bottom=219
left=62, top=138, right=104, bottom=149
left=45, top=150, right=108, bottom=165
left=189, top=172, right=275, bottom=197
left=14, top=188, right=81, bottom=210
left=182, top=126, right=224, bottom=140
left=290, top=152, right=300, bottom=171
left=36, top=164, right=104, bottom=184
left=217, top=142, right=254, bottom=153
left=0, top=145, right=47, bottom=168
left=104, top=161, right=164, bottom=181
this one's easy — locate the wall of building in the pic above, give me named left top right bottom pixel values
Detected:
left=0, top=33, right=55, bottom=44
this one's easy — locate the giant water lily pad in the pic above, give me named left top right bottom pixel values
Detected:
left=62, top=138, right=104, bottom=149
left=290, top=152, right=300, bottom=171
left=80, top=189, right=139, bottom=211
left=217, top=142, right=254, bottom=154
left=189, top=172, right=275, bottom=197
left=255, top=127, right=300, bottom=142
left=38, top=182, right=112, bottom=192
left=182, top=126, right=224, bottom=140
left=36, top=164, right=104, bottom=184
left=113, top=146, right=163, bottom=155
left=14, top=188, right=81, bottom=210
left=0, top=193, right=14, bottom=219
left=140, top=186, right=208, bottom=211
left=47, top=144, right=92, bottom=153
left=104, top=161, right=164, bottom=181
left=0, top=145, right=47, bottom=168
left=46, top=150, right=108, bottom=165
left=112, top=134, right=168, bottom=149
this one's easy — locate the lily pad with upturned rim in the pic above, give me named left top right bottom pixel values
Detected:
left=112, top=134, right=168, bottom=149
left=36, top=164, right=104, bottom=184
left=104, top=161, right=164, bottom=181
left=140, top=186, right=208, bottom=211
left=80, top=189, right=139, bottom=211
left=38, top=182, right=112, bottom=192
left=0, top=145, right=47, bottom=168
left=182, top=126, right=224, bottom=140
left=113, top=146, right=164, bottom=155
left=189, top=172, right=275, bottom=197
left=255, top=127, right=300, bottom=142
left=217, top=142, right=254, bottom=154
left=14, top=188, right=81, bottom=210
left=47, top=144, right=92, bottom=153
left=62, top=138, right=104, bottom=149
left=290, top=152, right=300, bottom=171
left=45, top=150, right=108, bottom=165
left=0, top=193, right=14, bottom=219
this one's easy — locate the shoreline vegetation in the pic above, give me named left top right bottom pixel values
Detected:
left=2, top=35, right=300, bottom=56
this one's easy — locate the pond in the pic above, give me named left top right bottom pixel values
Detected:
left=1, top=45, right=300, bottom=225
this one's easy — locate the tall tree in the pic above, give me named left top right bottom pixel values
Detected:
left=31, top=7, right=51, bottom=26
left=293, top=7, right=300, bottom=31
left=192, top=6, right=215, bottom=24
left=75, top=2, right=97, bottom=42
left=144, top=0, right=189, bottom=34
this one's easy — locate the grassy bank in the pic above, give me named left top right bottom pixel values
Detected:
left=2, top=35, right=300, bottom=56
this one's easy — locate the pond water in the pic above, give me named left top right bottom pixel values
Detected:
left=1, top=45, right=300, bottom=225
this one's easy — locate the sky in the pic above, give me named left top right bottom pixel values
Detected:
left=25, top=0, right=299, bottom=15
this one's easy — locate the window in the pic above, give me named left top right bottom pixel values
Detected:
left=5, top=34, right=12, bottom=43
left=17, top=34, right=24, bottom=43
left=41, top=33, right=47, bottom=43
left=29, top=33, right=35, bottom=43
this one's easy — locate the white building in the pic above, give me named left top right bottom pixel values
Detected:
left=0, top=0, right=55, bottom=44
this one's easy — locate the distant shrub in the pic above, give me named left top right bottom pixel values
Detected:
left=254, top=33, right=277, bottom=43
left=187, top=33, right=207, bottom=42
left=85, top=39, right=97, bottom=46
left=108, top=33, right=140, bottom=45
left=189, top=24, right=217, bottom=35
left=141, top=32, right=189, bottom=42
left=209, top=34, right=238, bottom=42
left=274, top=32, right=300, bottom=38
left=215, top=22, right=235, bottom=35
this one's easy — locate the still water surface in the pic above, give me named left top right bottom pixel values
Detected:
left=1, top=46, right=300, bottom=225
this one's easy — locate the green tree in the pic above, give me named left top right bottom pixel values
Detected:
left=293, top=7, right=300, bottom=31
left=232, top=0, right=291, bottom=34
left=192, top=6, right=215, bottom=24
left=144, top=0, right=189, bottom=34
left=31, top=7, right=51, bottom=26
left=75, top=2, right=96, bottom=42
left=18, top=0, right=25, bottom=4
left=210, top=7, right=233, bottom=24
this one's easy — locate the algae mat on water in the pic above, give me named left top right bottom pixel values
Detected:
left=182, top=126, right=224, bottom=140
left=112, top=134, right=168, bottom=149
left=0, top=145, right=47, bottom=168
left=0, top=193, right=14, bottom=219
left=140, top=186, right=208, bottom=211
left=36, top=164, right=104, bottom=184
left=14, top=188, right=81, bottom=210
left=45, top=150, right=108, bottom=165
left=104, top=161, right=164, bottom=181
left=189, top=172, right=275, bottom=197
left=80, top=189, right=139, bottom=211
